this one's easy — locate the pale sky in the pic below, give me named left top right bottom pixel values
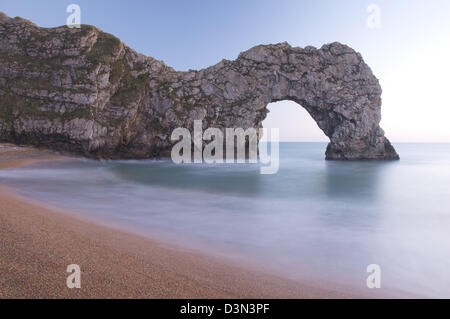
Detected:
left=262, top=2, right=450, bottom=142
left=2, top=0, right=450, bottom=142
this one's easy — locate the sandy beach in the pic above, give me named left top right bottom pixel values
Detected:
left=0, top=143, right=368, bottom=299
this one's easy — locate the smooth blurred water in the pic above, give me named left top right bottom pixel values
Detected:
left=1, top=143, right=450, bottom=297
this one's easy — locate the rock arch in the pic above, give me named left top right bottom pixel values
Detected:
left=0, top=13, right=399, bottom=160
left=203, top=42, right=399, bottom=160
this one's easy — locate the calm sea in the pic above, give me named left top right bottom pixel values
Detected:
left=1, top=143, right=450, bottom=297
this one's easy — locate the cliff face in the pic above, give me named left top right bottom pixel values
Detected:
left=0, top=12, right=399, bottom=160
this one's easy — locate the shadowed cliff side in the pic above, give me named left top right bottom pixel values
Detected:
left=0, top=12, right=399, bottom=160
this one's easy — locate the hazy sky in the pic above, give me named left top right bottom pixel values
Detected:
left=2, top=0, right=450, bottom=142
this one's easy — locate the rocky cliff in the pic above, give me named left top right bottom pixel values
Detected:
left=0, top=12, right=399, bottom=160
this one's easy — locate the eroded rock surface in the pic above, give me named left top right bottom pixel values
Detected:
left=0, top=12, right=399, bottom=160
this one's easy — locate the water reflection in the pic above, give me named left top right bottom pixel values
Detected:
left=111, top=161, right=264, bottom=197
left=324, top=161, right=391, bottom=201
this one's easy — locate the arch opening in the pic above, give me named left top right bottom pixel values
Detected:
left=260, top=101, right=329, bottom=143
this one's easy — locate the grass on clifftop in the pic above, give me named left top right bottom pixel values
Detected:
left=87, top=31, right=122, bottom=65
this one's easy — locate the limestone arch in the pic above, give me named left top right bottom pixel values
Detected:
left=0, top=13, right=399, bottom=160
left=213, top=42, right=400, bottom=160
